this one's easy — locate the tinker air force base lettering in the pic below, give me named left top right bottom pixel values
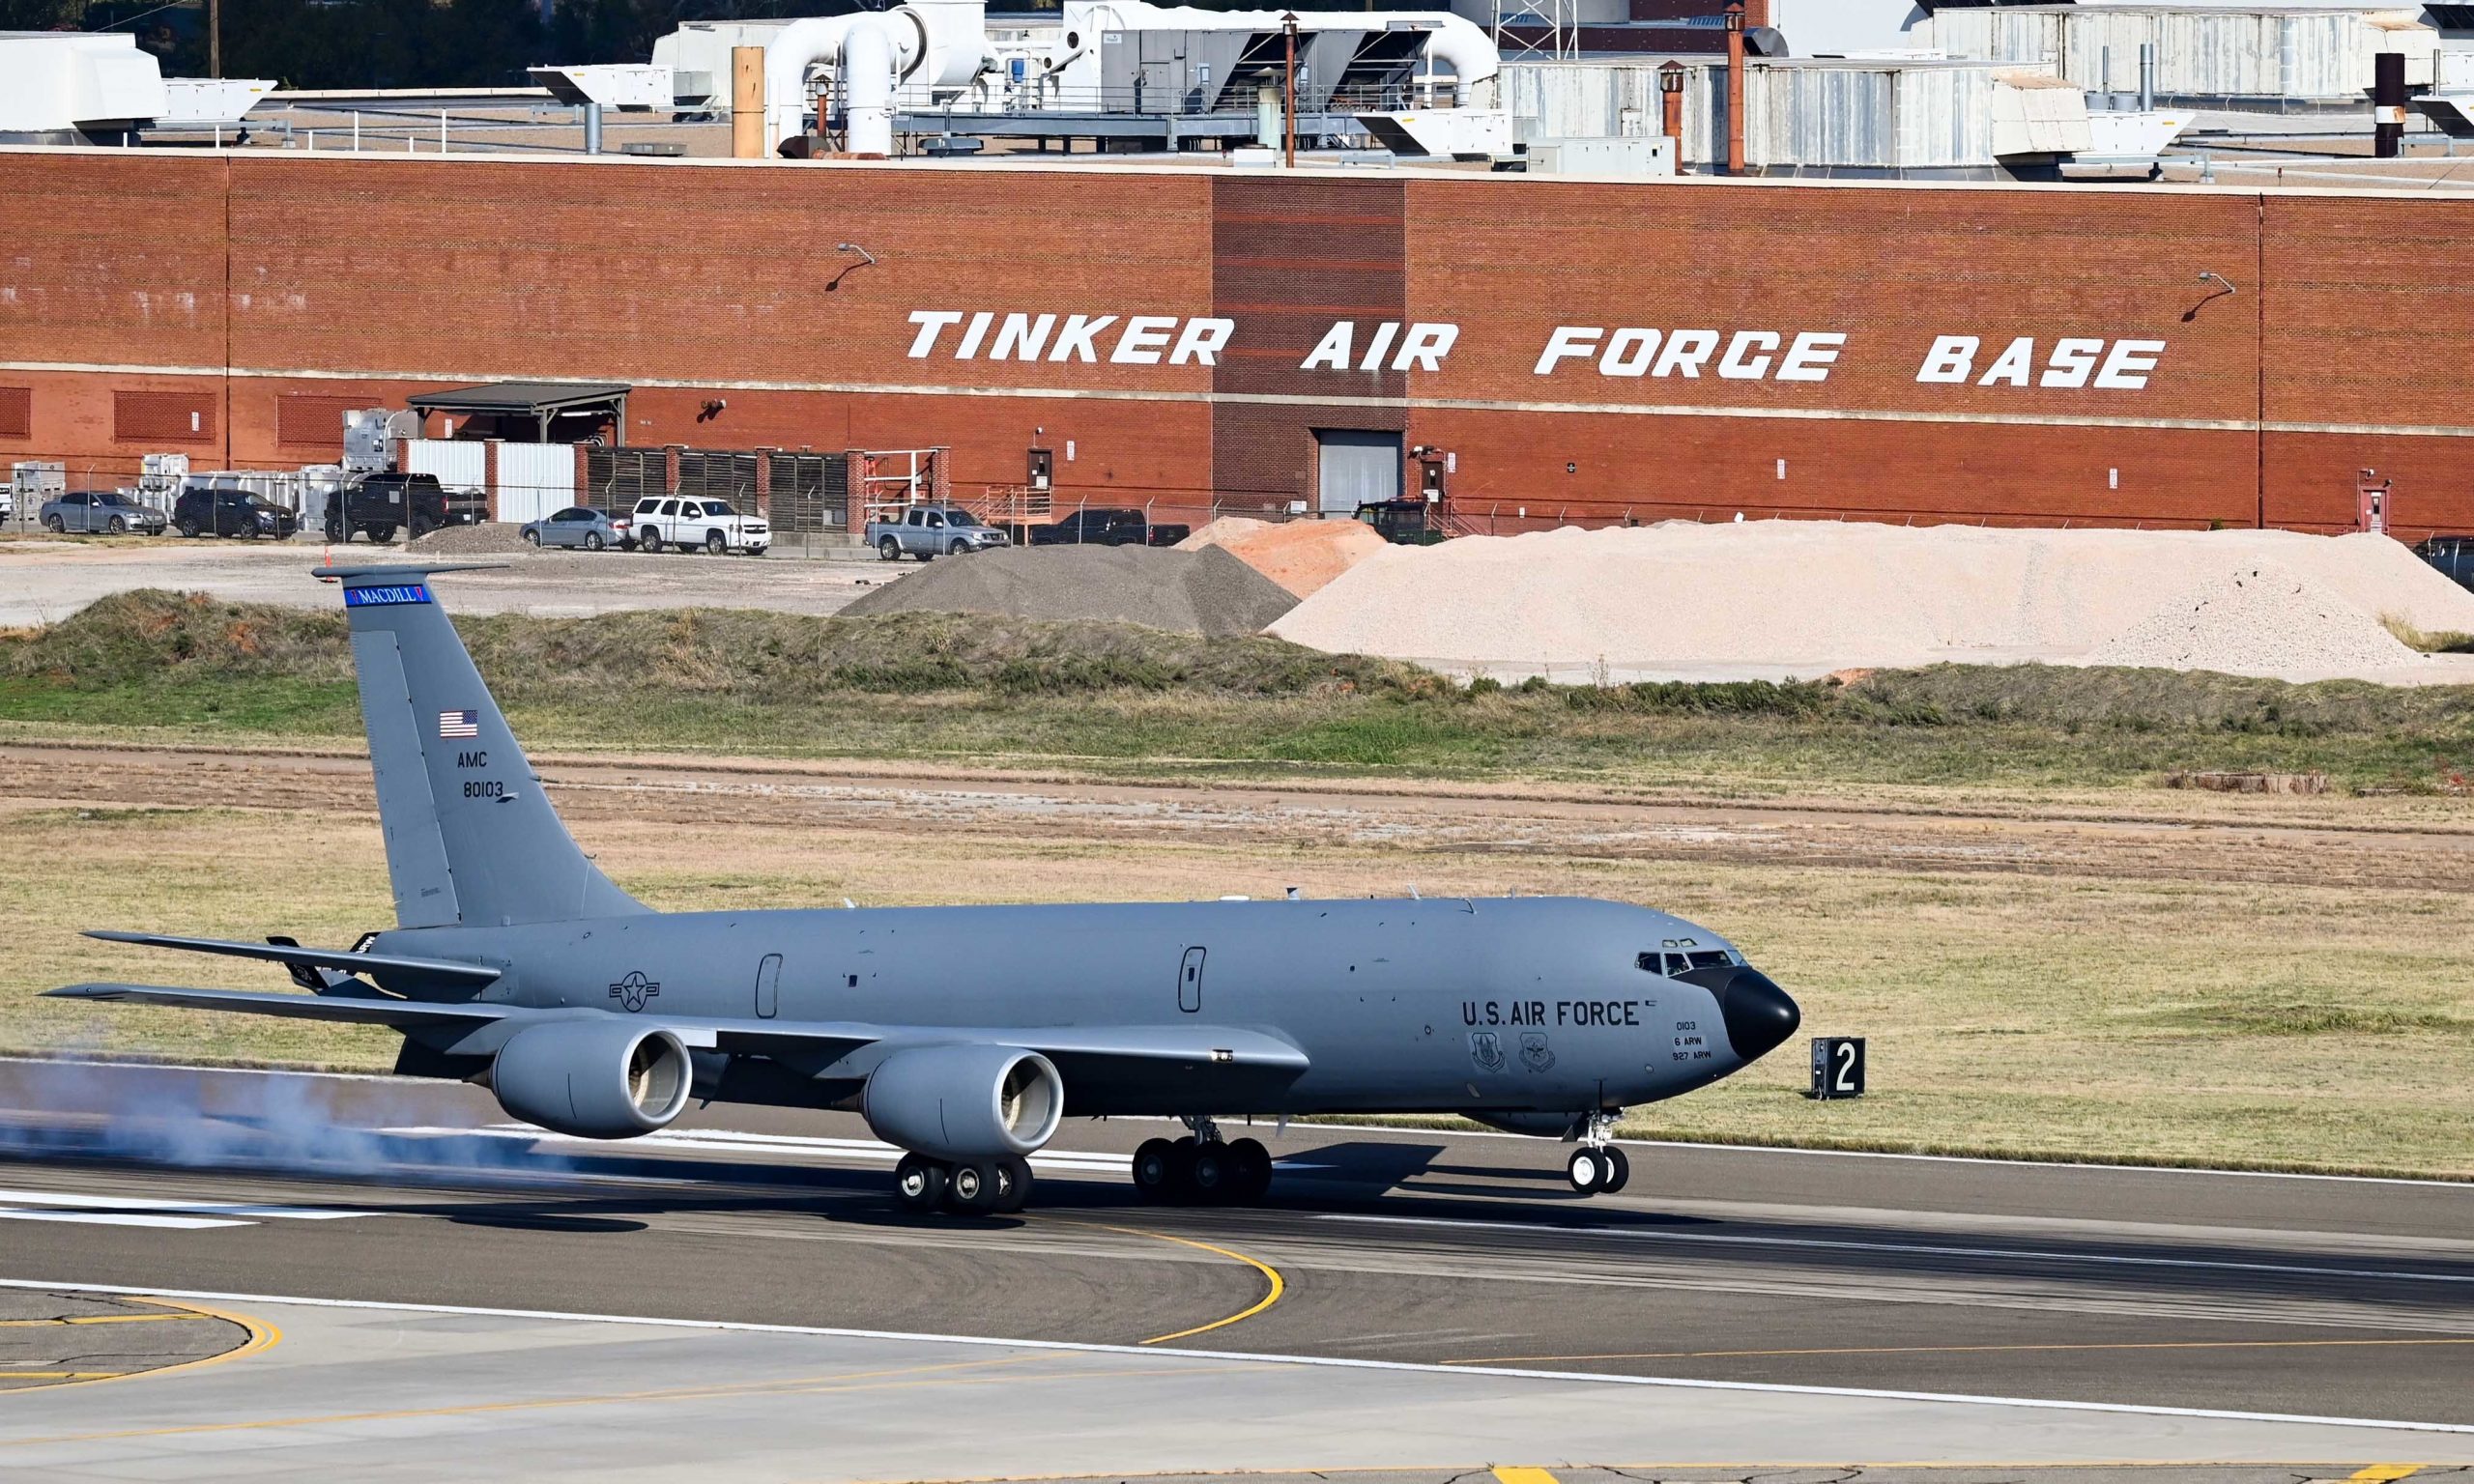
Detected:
left=905, top=310, right=2172, bottom=390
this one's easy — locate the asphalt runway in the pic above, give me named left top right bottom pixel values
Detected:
left=0, top=1059, right=2470, bottom=1478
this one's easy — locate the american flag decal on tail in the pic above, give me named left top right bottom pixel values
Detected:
left=439, top=709, right=480, bottom=739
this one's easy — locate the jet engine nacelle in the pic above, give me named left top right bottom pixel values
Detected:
left=863, top=1043, right=1063, bottom=1162
left=491, top=1019, right=693, bottom=1139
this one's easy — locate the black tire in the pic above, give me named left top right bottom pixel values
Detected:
left=640, top=528, right=664, bottom=554
left=325, top=522, right=347, bottom=544
left=705, top=530, right=727, bottom=556
left=992, top=1155, right=1032, bottom=1213
left=523, top=528, right=541, bottom=546
left=894, top=1153, right=947, bottom=1213
left=106, top=516, right=128, bottom=534
left=584, top=531, right=604, bottom=552
left=1188, top=1143, right=1231, bottom=1204
left=176, top=518, right=199, bottom=538
left=1567, top=1147, right=1607, bottom=1195
left=42, top=514, right=64, bottom=533
left=410, top=518, right=433, bottom=541
left=371, top=524, right=396, bottom=544
left=1131, top=1137, right=1178, bottom=1203
left=878, top=536, right=902, bottom=561
left=1226, top=1137, right=1273, bottom=1204
left=945, top=1160, right=1000, bottom=1213
left=1599, top=1145, right=1630, bottom=1195
left=238, top=522, right=262, bottom=540
left=949, top=539, right=971, bottom=557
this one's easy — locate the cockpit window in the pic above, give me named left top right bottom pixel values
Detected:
left=1638, top=949, right=1739, bottom=976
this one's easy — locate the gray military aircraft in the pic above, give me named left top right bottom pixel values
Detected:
left=50, top=564, right=1801, bottom=1214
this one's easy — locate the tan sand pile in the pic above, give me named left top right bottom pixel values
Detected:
left=842, top=543, right=1297, bottom=637
left=1269, top=522, right=2474, bottom=682
left=1177, top=517, right=1389, bottom=599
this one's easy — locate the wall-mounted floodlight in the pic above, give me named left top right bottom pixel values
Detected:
left=826, top=243, right=878, bottom=293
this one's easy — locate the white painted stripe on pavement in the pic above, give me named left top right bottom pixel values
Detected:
left=0, top=1277, right=2466, bottom=1437
left=1318, top=1212, right=2474, bottom=1286
left=0, top=1210, right=246, bottom=1230
left=0, top=1188, right=370, bottom=1220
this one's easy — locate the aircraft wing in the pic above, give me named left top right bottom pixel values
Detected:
left=83, top=930, right=503, bottom=987
left=44, top=983, right=515, bottom=1028
left=46, top=982, right=1309, bottom=1085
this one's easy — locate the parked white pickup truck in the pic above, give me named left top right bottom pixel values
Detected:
left=630, top=496, right=768, bottom=556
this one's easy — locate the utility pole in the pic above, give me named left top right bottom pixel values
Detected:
left=1723, top=0, right=1745, bottom=176
left=1282, top=12, right=1298, bottom=168
left=210, top=0, right=221, bottom=77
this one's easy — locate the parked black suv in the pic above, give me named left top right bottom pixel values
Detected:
left=2415, top=535, right=2474, bottom=592
left=324, top=472, right=484, bottom=543
left=1025, top=507, right=1191, bottom=548
left=171, top=487, right=300, bottom=539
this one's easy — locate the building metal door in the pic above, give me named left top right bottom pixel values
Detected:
left=755, top=953, right=782, bottom=1019
left=1177, top=947, right=1205, bottom=1013
left=1315, top=429, right=1403, bottom=514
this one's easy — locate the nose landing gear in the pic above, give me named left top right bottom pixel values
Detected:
left=894, top=1151, right=1033, bottom=1214
left=1567, top=1112, right=1630, bottom=1196
left=1134, top=1117, right=1274, bottom=1206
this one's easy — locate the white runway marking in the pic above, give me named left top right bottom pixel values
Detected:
left=1, top=1276, right=2467, bottom=1437
left=0, top=1187, right=372, bottom=1229
left=1319, top=1212, right=2474, bottom=1286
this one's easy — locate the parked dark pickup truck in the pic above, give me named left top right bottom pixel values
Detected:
left=1025, top=508, right=1190, bottom=548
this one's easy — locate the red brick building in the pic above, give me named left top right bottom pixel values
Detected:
left=2, top=149, right=2468, bottom=535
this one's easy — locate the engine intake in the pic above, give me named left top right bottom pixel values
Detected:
left=863, top=1043, right=1063, bottom=1162
left=492, top=1019, right=692, bottom=1139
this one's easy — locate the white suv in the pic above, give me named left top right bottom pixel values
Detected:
left=631, top=497, right=769, bottom=556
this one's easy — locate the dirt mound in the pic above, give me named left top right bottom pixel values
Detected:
left=408, top=522, right=528, bottom=555
left=1271, top=523, right=2474, bottom=683
left=841, top=544, right=1297, bottom=637
left=1178, top=517, right=1387, bottom=599
left=2086, top=563, right=2425, bottom=678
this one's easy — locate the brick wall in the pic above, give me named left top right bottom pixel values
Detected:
left=2, top=152, right=2469, bottom=535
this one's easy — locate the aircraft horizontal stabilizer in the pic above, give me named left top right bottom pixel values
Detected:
left=43, top=983, right=515, bottom=1027
left=84, top=930, right=503, bottom=987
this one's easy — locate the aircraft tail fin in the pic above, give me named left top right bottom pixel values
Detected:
left=326, top=565, right=647, bottom=928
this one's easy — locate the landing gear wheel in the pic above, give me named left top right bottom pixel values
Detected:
left=946, top=1160, right=1000, bottom=1213
left=992, top=1155, right=1032, bottom=1213
left=1567, top=1147, right=1608, bottom=1195
left=1225, top=1137, right=1273, bottom=1203
left=894, top=1153, right=947, bottom=1213
left=1132, top=1137, right=1178, bottom=1203
left=1598, top=1145, right=1630, bottom=1195
left=1188, top=1143, right=1232, bottom=1203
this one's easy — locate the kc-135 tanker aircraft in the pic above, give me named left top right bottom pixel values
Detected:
left=51, top=564, right=1801, bottom=1214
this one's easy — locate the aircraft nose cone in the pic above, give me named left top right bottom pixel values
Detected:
left=1719, top=969, right=1801, bottom=1064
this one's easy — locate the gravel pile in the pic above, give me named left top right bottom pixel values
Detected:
left=1270, top=523, right=2474, bottom=682
left=1177, top=516, right=1389, bottom=599
left=842, top=544, right=1298, bottom=637
left=408, top=522, right=529, bottom=554
left=2086, top=563, right=2426, bottom=677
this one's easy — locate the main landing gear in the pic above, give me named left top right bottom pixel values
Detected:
left=1132, top=1117, right=1274, bottom=1206
left=1566, top=1112, right=1630, bottom=1196
left=894, top=1152, right=1032, bottom=1215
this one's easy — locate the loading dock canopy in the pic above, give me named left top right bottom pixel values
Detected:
left=406, top=383, right=631, bottom=444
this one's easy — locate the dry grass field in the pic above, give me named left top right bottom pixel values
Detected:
left=8, top=755, right=2471, bottom=1180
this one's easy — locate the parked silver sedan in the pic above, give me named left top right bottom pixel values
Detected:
left=519, top=506, right=630, bottom=551
left=42, top=491, right=166, bottom=534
